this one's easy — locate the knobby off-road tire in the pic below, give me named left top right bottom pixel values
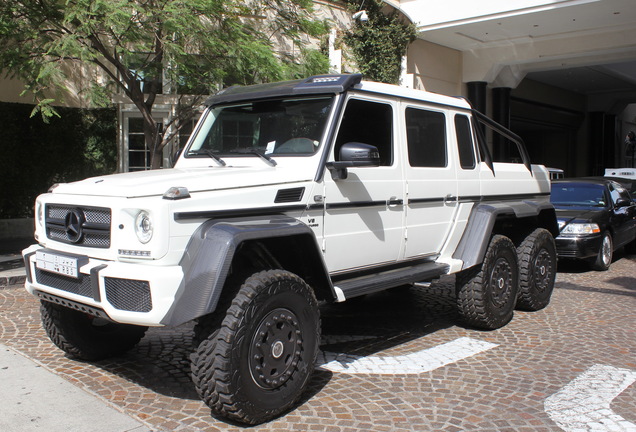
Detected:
left=40, top=301, right=148, bottom=361
left=515, top=228, right=557, bottom=311
left=591, top=231, right=613, bottom=271
left=191, top=270, right=320, bottom=425
left=456, top=235, right=519, bottom=330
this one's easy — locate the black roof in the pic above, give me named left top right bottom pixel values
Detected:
left=205, top=74, right=363, bottom=107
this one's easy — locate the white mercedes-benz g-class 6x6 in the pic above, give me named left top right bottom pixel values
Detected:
left=23, top=74, right=558, bottom=425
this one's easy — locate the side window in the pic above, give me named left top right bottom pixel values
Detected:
left=455, top=114, right=476, bottom=169
left=405, top=107, right=446, bottom=167
left=335, top=99, right=393, bottom=166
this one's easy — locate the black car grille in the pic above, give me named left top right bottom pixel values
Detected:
left=105, top=277, right=152, bottom=313
left=34, top=268, right=93, bottom=298
left=35, top=268, right=152, bottom=313
left=45, top=205, right=111, bottom=248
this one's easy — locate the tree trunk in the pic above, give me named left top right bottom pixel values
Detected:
left=143, top=120, right=164, bottom=170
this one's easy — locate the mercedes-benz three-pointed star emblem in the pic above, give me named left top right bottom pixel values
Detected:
left=64, top=209, right=84, bottom=243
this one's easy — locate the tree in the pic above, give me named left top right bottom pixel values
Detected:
left=0, top=0, right=329, bottom=169
left=343, top=0, right=415, bottom=84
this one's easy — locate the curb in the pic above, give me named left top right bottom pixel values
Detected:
left=0, top=275, right=26, bottom=289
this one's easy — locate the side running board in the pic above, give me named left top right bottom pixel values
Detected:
left=334, top=262, right=450, bottom=300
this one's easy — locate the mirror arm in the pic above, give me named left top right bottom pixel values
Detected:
left=326, top=162, right=348, bottom=180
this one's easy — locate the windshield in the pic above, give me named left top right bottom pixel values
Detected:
left=187, top=97, right=334, bottom=157
left=551, top=183, right=607, bottom=208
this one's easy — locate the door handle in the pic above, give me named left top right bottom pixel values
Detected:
left=444, top=194, right=458, bottom=205
left=388, top=197, right=403, bottom=207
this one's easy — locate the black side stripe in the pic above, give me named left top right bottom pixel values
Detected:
left=409, top=192, right=549, bottom=205
left=408, top=197, right=445, bottom=205
left=175, top=192, right=550, bottom=220
left=326, top=200, right=387, bottom=210
left=174, top=205, right=307, bottom=221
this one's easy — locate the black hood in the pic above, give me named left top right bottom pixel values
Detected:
left=554, top=207, right=609, bottom=228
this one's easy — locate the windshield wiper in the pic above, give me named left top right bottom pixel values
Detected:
left=188, top=149, right=226, bottom=166
left=235, top=149, right=277, bottom=167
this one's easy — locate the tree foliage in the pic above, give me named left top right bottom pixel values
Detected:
left=344, top=0, right=416, bottom=84
left=0, top=0, right=329, bottom=169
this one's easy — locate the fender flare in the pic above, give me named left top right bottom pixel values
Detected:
left=453, top=199, right=557, bottom=271
left=160, top=215, right=333, bottom=326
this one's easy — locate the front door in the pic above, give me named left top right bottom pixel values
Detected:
left=322, top=96, right=405, bottom=273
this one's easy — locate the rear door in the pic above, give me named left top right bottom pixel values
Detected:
left=402, top=104, right=459, bottom=258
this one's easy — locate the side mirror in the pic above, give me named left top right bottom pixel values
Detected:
left=615, top=197, right=631, bottom=208
left=326, top=142, right=380, bottom=180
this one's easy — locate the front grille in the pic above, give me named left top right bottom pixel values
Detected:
left=35, top=268, right=92, bottom=298
left=105, top=277, right=152, bottom=313
left=45, top=205, right=111, bottom=248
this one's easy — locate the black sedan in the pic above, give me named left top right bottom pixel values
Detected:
left=550, top=178, right=636, bottom=270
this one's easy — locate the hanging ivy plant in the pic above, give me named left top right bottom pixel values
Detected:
left=344, top=0, right=416, bottom=84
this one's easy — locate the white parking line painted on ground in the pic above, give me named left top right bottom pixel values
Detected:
left=544, top=364, right=636, bottom=432
left=317, top=336, right=498, bottom=375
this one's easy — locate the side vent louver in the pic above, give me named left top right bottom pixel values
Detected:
left=275, top=187, right=305, bottom=203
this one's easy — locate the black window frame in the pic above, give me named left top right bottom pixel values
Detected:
left=405, top=106, right=447, bottom=168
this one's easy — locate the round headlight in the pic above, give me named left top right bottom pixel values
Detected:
left=135, top=211, right=153, bottom=244
left=37, top=201, right=44, bottom=227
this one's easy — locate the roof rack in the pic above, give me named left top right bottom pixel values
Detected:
left=205, top=74, right=363, bottom=107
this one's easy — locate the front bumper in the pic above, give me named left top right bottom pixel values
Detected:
left=23, top=245, right=184, bottom=327
left=554, top=233, right=602, bottom=260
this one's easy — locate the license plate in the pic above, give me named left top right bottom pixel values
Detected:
left=35, top=251, right=80, bottom=279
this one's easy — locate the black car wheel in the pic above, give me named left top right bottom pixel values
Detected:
left=516, top=228, right=557, bottom=311
left=191, top=270, right=320, bottom=425
left=40, top=301, right=147, bottom=361
left=591, top=231, right=613, bottom=271
left=456, top=235, right=519, bottom=330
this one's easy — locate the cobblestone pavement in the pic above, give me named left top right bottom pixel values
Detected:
left=1, top=252, right=634, bottom=431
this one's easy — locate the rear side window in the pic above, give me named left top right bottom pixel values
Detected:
left=405, top=108, right=446, bottom=167
left=455, top=114, right=476, bottom=169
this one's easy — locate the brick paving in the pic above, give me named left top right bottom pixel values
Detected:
left=1, top=252, right=634, bottom=431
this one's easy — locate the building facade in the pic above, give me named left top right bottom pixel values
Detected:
left=3, top=0, right=636, bottom=174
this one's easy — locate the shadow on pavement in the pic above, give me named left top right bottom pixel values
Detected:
left=87, top=280, right=460, bottom=404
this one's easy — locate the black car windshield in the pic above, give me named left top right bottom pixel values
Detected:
left=187, top=96, right=334, bottom=157
left=551, top=183, right=607, bottom=208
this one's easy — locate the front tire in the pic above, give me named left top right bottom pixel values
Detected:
left=40, top=301, right=147, bottom=361
left=516, top=228, right=557, bottom=311
left=591, top=231, right=613, bottom=271
left=191, top=270, right=320, bottom=425
left=456, top=235, right=519, bottom=330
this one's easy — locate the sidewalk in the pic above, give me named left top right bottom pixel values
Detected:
left=0, top=344, right=151, bottom=432
left=0, top=238, right=153, bottom=432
